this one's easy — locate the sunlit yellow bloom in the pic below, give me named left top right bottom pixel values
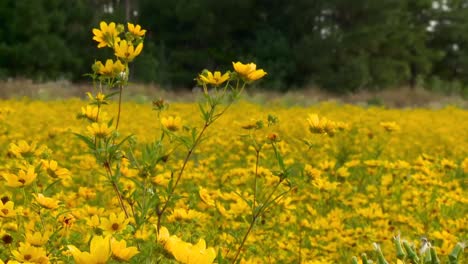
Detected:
left=87, top=92, right=107, bottom=104
left=232, top=61, right=267, bottom=81
left=111, top=238, right=140, bottom=261
left=100, top=212, right=129, bottom=235
left=93, top=59, right=126, bottom=77
left=68, top=235, right=111, bottom=264
left=34, top=193, right=60, bottom=210
left=78, top=186, right=97, bottom=200
left=199, top=71, right=230, bottom=86
left=161, top=116, right=182, bottom=132
left=58, top=213, right=76, bottom=229
left=232, top=62, right=256, bottom=76
left=92, top=21, right=121, bottom=48
left=0, top=200, right=16, bottom=218
left=157, top=226, right=170, bottom=244
left=307, top=114, right=337, bottom=136
left=247, top=69, right=267, bottom=81
left=114, top=40, right=143, bottom=62
left=165, top=236, right=216, bottom=264
left=167, top=208, right=207, bottom=222
left=42, top=159, right=71, bottom=180
left=87, top=122, right=113, bottom=138
left=11, top=242, right=49, bottom=264
left=25, top=230, right=52, bottom=246
left=80, top=105, right=100, bottom=122
left=86, top=215, right=101, bottom=228
left=380, top=121, right=400, bottom=132
left=127, top=23, right=146, bottom=37
left=0, top=229, right=13, bottom=245
left=2, top=166, right=37, bottom=188
left=462, top=157, right=468, bottom=173
left=307, top=114, right=326, bottom=134
left=199, top=187, right=216, bottom=207
left=8, top=140, right=45, bottom=158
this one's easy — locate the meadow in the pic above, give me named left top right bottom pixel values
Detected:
left=0, top=21, right=466, bottom=264
left=0, top=96, right=466, bottom=263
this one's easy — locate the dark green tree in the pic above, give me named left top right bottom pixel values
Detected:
left=429, top=0, right=468, bottom=85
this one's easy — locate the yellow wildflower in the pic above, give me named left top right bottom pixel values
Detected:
left=157, top=226, right=170, bottom=244
left=462, top=157, right=468, bottom=173
left=232, top=61, right=267, bottom=81
left=11, top=242, right=49, bottom=264
left=199, top=187, right=216, bottom=207
left=93, top=59, right=126, bottom=77
left=100, top=212, right=129, bottom=235
left=33, top=193, right=60, bottom=210
left=25, top=230, right=52, bottom=247
left=167, top=208, right=207, bottom=222
left=8, top=140, right=44, bottom=158
left=161, top=116, right=182, bottom=132
left=68, top=235, right=111, bottom=264
left=127, top=22, right=146, bottom=37
left=2, top=166, right=37, bottom=188
left=78, top=186, right=97, bottom=200
left=58, top=213, right=76, bottom=229
left=165, top=236, right=216, bottom=264
left=199, top=71, right=230, bottom=86
left=92, top=21, right=121, bottom=48
left=0, top=200, right=16, bottom=218
left=87, top=122, right=113, bottom=138
left=42, top=159, right=71, bottom=180
left=114, top=40, right=143, bottom=62
left=86, top=215, right=101, bottom=228
left=380, top=121, right=400, bottom=132
left=79, top=105, right=99, bottom=122
left=87, top=92, right=107, bottom=104
left=111, top=238, right=140, bottom=261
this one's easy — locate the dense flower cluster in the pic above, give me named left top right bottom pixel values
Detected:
left=0, top=99, right=466, bottom=263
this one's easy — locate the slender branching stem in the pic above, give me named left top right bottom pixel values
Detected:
left=115, top=84, right=123, bottom=130
left=156, top=122, right=210, bottom=231
left=104, top=162, right=129, bottom=218
left=232, top=215, right=257, bottom=264
left=253, top=149, right=260, bottom=210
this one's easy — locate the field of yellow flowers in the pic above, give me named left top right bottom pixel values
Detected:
left=0, top=97, right=467, bottom=263
left=0, top=21, right=467, bottom=264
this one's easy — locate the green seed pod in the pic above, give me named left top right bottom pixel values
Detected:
left=423, top=250, right=432, bottom=264
left=394, top=235, right=406, bottom=260
left=351, top=256, right=359, bottom=264
left=361, top=253, right=371, bottom=264
left=403, top=240, right=420, bottom=263
left=420, top=239, right=432, bottom=264
left=449, top=242, right=465, bottom=264
left=429, top=247, right=440, bottom=264
left=373, top=243, right=389, bottom=264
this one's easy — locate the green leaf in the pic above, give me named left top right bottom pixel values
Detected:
left=73, top=133, right=96, bottom=150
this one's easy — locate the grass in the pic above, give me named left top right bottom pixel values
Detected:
left=1, top=79, right=467, bottom=108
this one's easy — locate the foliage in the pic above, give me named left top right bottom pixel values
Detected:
left=2, top=1, right=468, bottom=93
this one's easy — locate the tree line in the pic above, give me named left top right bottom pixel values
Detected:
left=1, top=0, right=468, bottom=93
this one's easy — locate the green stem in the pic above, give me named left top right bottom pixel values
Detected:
left=156, top=122, right=210, bottom=231
left=231, top=215, right=257, bottom=264
left=115, top=84, right=123, bottom=130
left=104, top=162, right=129, bottom=218
left=253, top=149, right=260, bottom=211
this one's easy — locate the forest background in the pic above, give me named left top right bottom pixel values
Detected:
left=2, top=0, right=468, bottom=97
